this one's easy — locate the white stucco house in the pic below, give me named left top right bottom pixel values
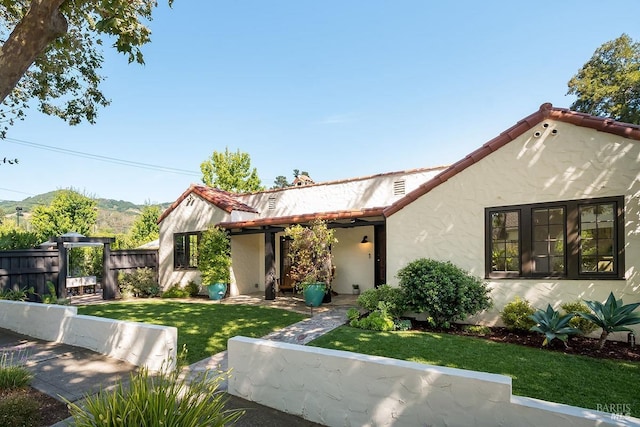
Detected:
left=158, top=103, right=639, bottom=329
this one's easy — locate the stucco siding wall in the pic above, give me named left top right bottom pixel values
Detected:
left=230, top=234, right=263, bottom=295
left=158, top=195, right=230, bottom=290
left=237, top=169, right=445, bottom=219
left=332, top=227, right=375, bottom=294
left=387, top=120, right=640, bottom=329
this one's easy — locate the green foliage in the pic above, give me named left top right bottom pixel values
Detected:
left=561, top=301, right=598, bottom=336
left=185, top=281, right=200, bottom=297
left=0, top=348, right=33, bottom=390
left=162, top=283, right=192, bottom=299
left=0, top=285, right=33, bottom=301
left=579, top=292, right=640, bottom=349
left=397, top=258, right=492, bottom=329
left=1, top=0, right=170, bottom=135
left=67, top=362, right=244, bottom=427
left=118, top=205, right=161, bottom=249
left=0, top=225, right=39, bottom=250
left=200, top=147, right=264, bottom=193
left=0, top=393, right=40, bottom=427
left=198, top=226, right=231, bottom=285
left=346, top=308, right=360, bottom=322
left=568, top=33, right=640, bottom=124
left=501, top=296, right=537, bottom=331
left=356, top=284, right=407, bottom=319
left=118, top=267, right=159, bottom=298
left=394, top=319, right=412, bottom=331
left=529, top=304, right=581, bottom=347
left=30, top=189, right=97, bottom=241
left=284, top=220, right=337, bottom=287
left=463, top=325, right=492, bottom=336
left=350, top=308, right=395, bottom=331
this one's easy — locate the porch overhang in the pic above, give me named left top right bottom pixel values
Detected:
left=218, top=207, right=386, bottom=235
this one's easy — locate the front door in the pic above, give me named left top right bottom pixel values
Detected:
left=374, top=224, right=386, bottom=287
left=279, top=237, right=295, bottom=293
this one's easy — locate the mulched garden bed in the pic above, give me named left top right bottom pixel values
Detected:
left=410, top=321, right=640, bottom=362
left=0, top=387, right=70, bottom=427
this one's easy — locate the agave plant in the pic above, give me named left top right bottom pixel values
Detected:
left=529, top=304, right=581, bottom=347
left=579, top=292, right=640, bottom=350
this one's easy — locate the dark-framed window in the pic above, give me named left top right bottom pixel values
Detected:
left=174, top=232, right=201, bottom=270
left=485, top=196, right=624, bottom=279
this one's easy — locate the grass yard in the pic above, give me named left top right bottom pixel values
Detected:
left=78, top=301, right=306, bottom=364
left=309, top=326, right=640, bottom=417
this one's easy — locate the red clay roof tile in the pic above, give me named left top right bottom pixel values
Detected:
left=383, top=103, right=640, bottom=217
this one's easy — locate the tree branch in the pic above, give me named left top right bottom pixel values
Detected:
left=0, top=0, right=69, bottom=103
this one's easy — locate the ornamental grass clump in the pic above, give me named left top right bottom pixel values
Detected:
left=0, top=348, right=33, bottom=390
left=67, top=359, right=244, bottom=427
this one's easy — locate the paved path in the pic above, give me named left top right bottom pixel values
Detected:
left=185, top=307, right=350, bottom=391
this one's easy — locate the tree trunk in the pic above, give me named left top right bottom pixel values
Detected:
left=597, top=330, right=609, bottom=350
left=0, top=0, right=68, bottom=103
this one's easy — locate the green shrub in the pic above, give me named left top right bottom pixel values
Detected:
left=463, top=325, right=492, bottom=336
left=162, top=283, right=191, bottom=299
left=186, top=281, right=200, bottom=297
left=346, top=308, right=360, bottom=322
left=67, top=362, right=244, bottom=427
left=561, top=301, right=598, bottom=336
left=397, top=258, right=492, bottom=329
left=356, top=284, right=407, bottom=319
left=529, top=304, right=581, bottom=347
left=501, top=296, right=537, bottom=331
left=0, top=393, right=40, bottom=427
left=350, top=309, right=395, bottom=331
left=118, top=267, right=159, bottom=298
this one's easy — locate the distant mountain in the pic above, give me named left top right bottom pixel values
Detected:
left=0, top=191, right=171, bottom=235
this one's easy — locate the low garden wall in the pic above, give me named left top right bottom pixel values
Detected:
left=0, top=300, right=177, bottom=371
left=228, top=337, right=638, bottom=427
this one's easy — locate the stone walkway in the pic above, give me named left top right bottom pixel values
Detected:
left=184, top=307, right=351, bottom=390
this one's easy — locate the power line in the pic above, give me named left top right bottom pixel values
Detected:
left=3, top=137, right=201, bottom=176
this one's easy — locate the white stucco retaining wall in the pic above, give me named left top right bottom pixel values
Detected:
left=0, top=300, right=177, bottom=371
left=228, top=337, right=638, bottom=427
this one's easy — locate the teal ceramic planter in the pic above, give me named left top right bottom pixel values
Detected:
left=303, top=283, right=326, bottom=307
left=207, top=283, right=227, bottom=300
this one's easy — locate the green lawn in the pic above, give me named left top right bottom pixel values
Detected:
left=78, top=301, right=306, bottom=364
left=309, top=326, right=640, bottom=417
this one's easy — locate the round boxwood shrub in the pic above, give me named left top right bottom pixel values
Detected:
left=397, top=258, right=492, bottom=329
left=561, top=301, right=598, bottom=335
left=500, top=296, right=536, bottom=331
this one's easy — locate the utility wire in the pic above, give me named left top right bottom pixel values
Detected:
left=3, top=137, right=201, bottom=176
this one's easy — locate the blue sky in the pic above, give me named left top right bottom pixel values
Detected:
left=2, top=1, right=640, bottom=204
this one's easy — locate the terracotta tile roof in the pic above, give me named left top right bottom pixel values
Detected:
left=383, top=103, right=640, bottom=217
left=157, top=184, right=258, bottom=224
left=218, top=207, right=385, bottom=229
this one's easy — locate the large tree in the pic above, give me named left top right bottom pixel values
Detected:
left=0, top=0, right=168, bottom=136
left=30, top=189, right=97, bottom=240
left=567, top=34, right=640, bottom=124
left=200, top=147, right=264, bottom=193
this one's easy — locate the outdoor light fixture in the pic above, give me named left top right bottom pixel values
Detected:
left=361, top=235, right=369, bottom=244
left=629, top=332, right=636, bottom=348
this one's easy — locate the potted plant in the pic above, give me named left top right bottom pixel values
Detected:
left=197, top=225, right=231, bottom=300
left=284, top=220, right=337, bottom=307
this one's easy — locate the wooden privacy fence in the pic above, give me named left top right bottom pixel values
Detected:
left=0, top=249, right=60, bottom=299
left=0, top=248, right=158, bottom=301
